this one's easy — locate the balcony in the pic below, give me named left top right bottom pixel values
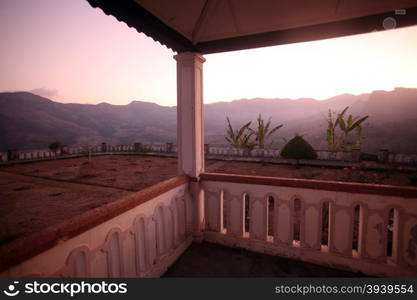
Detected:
left=2, top=0, right=417, bottom=278
left=1, top=171, right=416, bottom=277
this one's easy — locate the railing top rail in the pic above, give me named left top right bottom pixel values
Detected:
left=200, top=172, right=417, bottom=198
left=0, top=175, right=189, bottom=273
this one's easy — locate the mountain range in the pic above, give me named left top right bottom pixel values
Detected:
left=1, top=88, right=417, bottom=154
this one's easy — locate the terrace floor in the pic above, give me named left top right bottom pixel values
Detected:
left=164, top=242, right=365, bottom=277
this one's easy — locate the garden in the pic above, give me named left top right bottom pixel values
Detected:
left=223, top=106, right=417, bottom=186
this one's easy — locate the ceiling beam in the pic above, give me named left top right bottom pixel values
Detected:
left=191, top=0, right=221, bottom=45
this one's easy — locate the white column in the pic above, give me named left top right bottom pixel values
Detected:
left=174, top=52, right=205, bottom=178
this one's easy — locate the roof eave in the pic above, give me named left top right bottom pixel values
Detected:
left=87, top=0, right=417, bottom=54
left=195, top=6, right=417, bottom=54
left=87, top=0, right=195, bottom=53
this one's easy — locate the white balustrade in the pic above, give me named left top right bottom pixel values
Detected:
left=201, top=174, right=417, bottom=277
left=0, top=177, right=193, bottom=278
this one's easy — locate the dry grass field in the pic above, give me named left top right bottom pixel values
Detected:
left=0, top=155, right=414, bottom=245
left=0, top=155, right=180, bottom=244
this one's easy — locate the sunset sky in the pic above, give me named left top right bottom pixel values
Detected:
left=1, top=0, right=417, bottom=106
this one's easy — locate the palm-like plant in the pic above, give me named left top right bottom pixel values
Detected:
left=250, top=114, right=283, bottom=149
left=326, top=107, right=348, bottom=150
left=337, top=111, right=369, bottom=150
left=225, top=117, right=254, bottom=149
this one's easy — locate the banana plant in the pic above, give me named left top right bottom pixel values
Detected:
left=225, top=117, right=254, bottom=149
left=249, top=114, right=283, bottom=149
left=337, top=109, right=369, bottom=150
left=326, top=107, right=348, bottom=150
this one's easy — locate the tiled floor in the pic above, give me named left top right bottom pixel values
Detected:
left=164, top=242, right=365, bottom=277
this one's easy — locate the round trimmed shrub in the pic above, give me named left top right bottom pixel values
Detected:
left=281, top=135, right=317, bottom=160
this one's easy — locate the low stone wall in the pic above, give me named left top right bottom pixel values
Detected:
left=6, top=149, right=58, bottom=161
left=2, top=143, right=416, bottom=167
left=388, top=152, right=417, bottom=164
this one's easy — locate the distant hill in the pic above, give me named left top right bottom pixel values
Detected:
left=1, top=88, right=417, bottom=154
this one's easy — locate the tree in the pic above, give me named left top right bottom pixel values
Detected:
left=49, top=139, right=61, bottom=156
left=225, top=117, right=255, bottom=150
left=249, top=114, right=283, bottom=149
left=281, top=135, right=317, bottom=166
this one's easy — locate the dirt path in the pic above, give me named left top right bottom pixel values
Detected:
left=2, top=170, right=137, bottom=192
